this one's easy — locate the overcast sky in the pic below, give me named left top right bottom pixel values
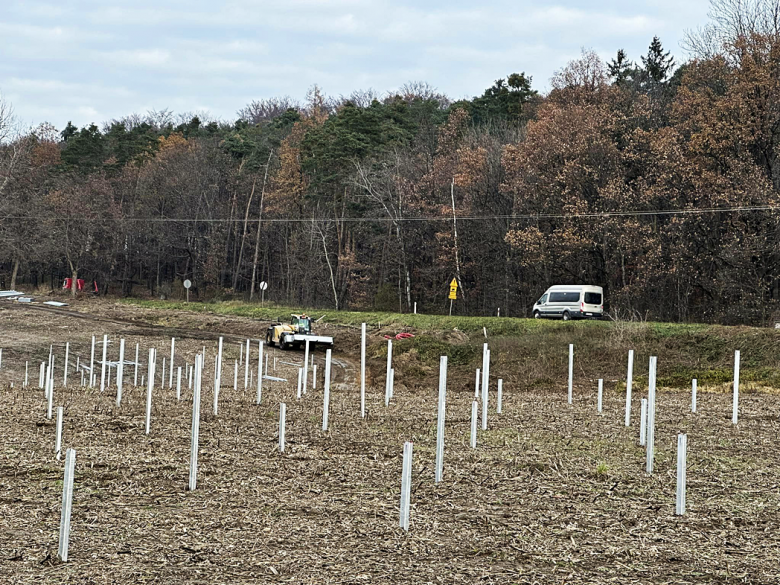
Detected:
left=1, top=0, right=712, bottom=131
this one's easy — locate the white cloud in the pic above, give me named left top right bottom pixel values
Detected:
left=99, top=49, right=172, bottom=67
left=1, top=0, right=716, bottom=128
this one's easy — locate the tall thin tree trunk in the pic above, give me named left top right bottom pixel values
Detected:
left=315, top=220, right=340, bottom=310
left=226, top=190, right=238, bottom=288
left=10, top=258, right=19, bottom=290
left=233, top=177, right=258, bottom=290
left=250, top=151, right=273, bottom=300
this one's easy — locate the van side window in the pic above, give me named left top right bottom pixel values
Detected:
left=549, top=292, right=579, bottom=303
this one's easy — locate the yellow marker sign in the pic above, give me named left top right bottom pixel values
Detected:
left=448, top=278, right=458, bottom=300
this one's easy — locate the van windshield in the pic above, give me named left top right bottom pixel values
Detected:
left=584, top=292, right=602, bottom=305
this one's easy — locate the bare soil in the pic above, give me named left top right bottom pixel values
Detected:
left=1, top=299, right=779, bottom=583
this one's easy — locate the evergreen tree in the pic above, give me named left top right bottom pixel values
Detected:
left=464, top=72, right=537, bottom=124
left=607, top=49, right=635, bottom=86
left=641, top=36, right=675, bottom=84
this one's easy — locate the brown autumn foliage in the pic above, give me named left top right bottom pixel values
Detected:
left=2, top=9, right=780, bottom=323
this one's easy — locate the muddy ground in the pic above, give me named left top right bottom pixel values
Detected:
left=1, top=299, right=779, bottom=583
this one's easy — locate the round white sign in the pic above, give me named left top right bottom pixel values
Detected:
left=183, top=279, right=192, bottom=289
left=259, top=281, right=268, bottom=291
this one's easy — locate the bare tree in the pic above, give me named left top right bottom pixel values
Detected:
left=388, top=81, right=452, bottom=108
left=550, top=48, right=609, bottom=93
left=237, top=97, right=300, bottom=125
left=334, top=88, right=380, bottom=109
left=684, top=0, right=780, bottom=58
left=0, top=92, right=16, bottom=144
left=354, top=155, right=414, bottom=309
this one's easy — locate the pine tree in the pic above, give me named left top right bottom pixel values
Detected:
left=641, top=36, right=675, bottom=83
left=607, top=49, right=634, bottom=86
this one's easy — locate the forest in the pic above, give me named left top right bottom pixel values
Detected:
left=2, top=0, right=780, bottom=324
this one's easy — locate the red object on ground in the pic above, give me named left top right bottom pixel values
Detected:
left=63, top=278, right=86, bottom=291
left=77, top=279, right=85, bottom=291
left=384, top=333, right=415, bottom=340
left=63, top=278, right=72, bottom=290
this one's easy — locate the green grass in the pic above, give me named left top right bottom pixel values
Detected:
left=119, top=298, right=607, bottom=335
left=119, top=299, right=780, bottom=389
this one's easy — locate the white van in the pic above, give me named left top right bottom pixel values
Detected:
left=532, top=285, right=604, bottom=321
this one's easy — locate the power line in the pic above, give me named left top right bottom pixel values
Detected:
left=2, top=204, right=780, bottom=223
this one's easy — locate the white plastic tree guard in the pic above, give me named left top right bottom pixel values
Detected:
left=385, top=339, right=393, bottom=407
left=214, top=337, right=223, bottom=416
left=434, top=356, right=447, bottom=484
left=57, top=448, right=76, bottom=562
left=625, top=349, right=634, bottom=426
left=244, top=339, right=250, bottom=390
left=134, top=343, right=139, bottom=387
left=322, top=349, right=332, bottom=431
left=482, top=348, right=490, bottom=431
left=89, top=335, right=95, bottom=388
left=216, top=336, right=224, bottom=400
left=733, top=350, right=740, bottom=425
left=568, top=344, right=574, bottom=404
left=474, top=368, right=480, bottom=399
left=303, top=339, right=310, bottom=396
left=256, top=340, right=264, bottom=405
left=470, top=400, right=478, bottom=449
left=692, top=378, right=697, bottom=413
left=146, top=348, right=155, bottom=435
left=297, top=368, right=302, bottom=400
left=63, top=342, right=69, bottom=386
left=676, top=433, right=688, bottom=515
left=646, top=356, right=657, bottom=474
left=189, top=354, right=202, bottom=491
left=55, top=406, right=63, bottom=460
left=279, top=403, right=287, bottom=452
left=169, top=337, right=175, bottom=389
left=100, top=334, right=108, bottom=393
left=176, top=367, right=182, bottom=401
left=639, top=398, right=647, bottom=446
left=497, top=379, right=503, bottom=414
left=597, top=379, right=603, bottom=413
left=399, top=441, right=413, bottom=531
left=46, top=364, right=53, bottom=420
left=116, top=338, right=125, bottom=407
left=360, top=323, right=366, bottom=418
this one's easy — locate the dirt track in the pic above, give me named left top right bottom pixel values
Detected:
left=1, top=300, right=779, bottom=583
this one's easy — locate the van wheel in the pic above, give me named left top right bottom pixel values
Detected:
left=562, top=311, right=571, bottom=321
left=533, top=310, right=541, bottom=319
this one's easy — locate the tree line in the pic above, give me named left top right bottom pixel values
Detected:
left=1, top=0, right=780, bottom=324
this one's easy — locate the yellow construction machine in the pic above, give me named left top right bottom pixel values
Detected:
left=266, top=314, right=334, bottom=351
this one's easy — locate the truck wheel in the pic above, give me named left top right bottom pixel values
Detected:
left=266, top=331, right=274, bottom=347
left=562, top=311, right=571, bottom=321
left=533, top=310, right=541, bottom=319
left=280, top=336, right=288, bottom=350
